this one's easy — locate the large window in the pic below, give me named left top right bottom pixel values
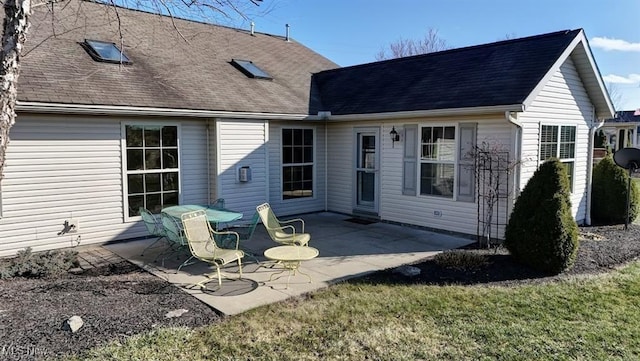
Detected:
left=125, top=125, right=179, bottom=217
left=540, top=124, right=576, bottom=188
left=420, top=126, right=456, bottom=197
left=282, top=128, right=313, bottom=199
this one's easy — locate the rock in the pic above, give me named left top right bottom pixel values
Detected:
left=392, top=265, right=421, bottom=277
left=68, top=267, right=84, bottom=275
left=165, top=309, right=189, bottom=318
left=62, top=315, right=84, bottom=333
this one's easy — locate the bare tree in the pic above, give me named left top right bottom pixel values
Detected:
left=606, top=82, right=623, bottom=112
left=375, top=27, right=449, bottom=60
left=0, top=0, right=265, bottom=179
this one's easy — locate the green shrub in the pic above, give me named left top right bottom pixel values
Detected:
left=504, top=158, right=579, bottom=274
left=0, top=247, right=79, bottom=279
left=591, top=155, right=640, bottom=224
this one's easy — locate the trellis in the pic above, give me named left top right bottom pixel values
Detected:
left=475, top=150, right=511, bottom=248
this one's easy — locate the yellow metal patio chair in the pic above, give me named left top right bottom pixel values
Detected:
left=256, top=203, right=310, bottom=246
left=181, top=210, right=244, bottom=289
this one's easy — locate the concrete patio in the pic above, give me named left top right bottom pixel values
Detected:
left=105, top=212, right=473, bottom=316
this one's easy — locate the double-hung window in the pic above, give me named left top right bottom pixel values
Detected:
left=282, top=128, right=313, bottom=199
left=124, top=124, right=180, bottom=217
left=420, top=126, right=456, bottom=197
left=540, top=124, right=576, bottom=188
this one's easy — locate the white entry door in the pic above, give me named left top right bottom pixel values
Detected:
left=354, top=128, right=379, bottom=215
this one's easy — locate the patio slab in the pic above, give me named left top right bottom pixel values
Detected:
left=105, top=212, right=473, bottom=316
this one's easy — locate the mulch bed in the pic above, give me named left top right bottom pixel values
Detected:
left=0, top=261, right=220, bottom=360
left=1, top=224, right=639, bottom=360
left=357, top=224, right=640, bottom=286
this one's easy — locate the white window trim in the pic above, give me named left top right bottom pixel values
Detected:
left=121, top=122, right=182, bottom=222
left=538, top=123, right=576, bottom=191
left=280, top=126, right=316, bottom=201
left=418, top=123, right=459, bottom=200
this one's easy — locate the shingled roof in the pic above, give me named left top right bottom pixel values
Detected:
left=311, top=29, right=586, bottom=116
left=19, top=0, right=338, bottom=115
left=606, top=110, right=640, bottom=123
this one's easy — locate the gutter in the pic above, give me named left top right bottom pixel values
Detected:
left=324, top=104, right=525, bottom=122
left=585, top=108, right=605, bottom=225
left=17, top=101, right=313, bottom=121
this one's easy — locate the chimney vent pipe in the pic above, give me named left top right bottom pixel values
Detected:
left=250, top=22, right=255, bottom=36
left=285, top=24, right=290, bottom=42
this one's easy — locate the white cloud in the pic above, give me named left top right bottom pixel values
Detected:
left=591, top=37, right=640, bottom=52
left=603, top=74, right=640, bottom=84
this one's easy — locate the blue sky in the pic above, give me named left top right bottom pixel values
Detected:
left=231, top=0, right=640, bottom=111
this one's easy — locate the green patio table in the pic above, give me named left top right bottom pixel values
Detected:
left=162, top=205, right=243, bottom=229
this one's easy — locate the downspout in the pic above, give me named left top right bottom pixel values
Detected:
left=206, top=119, right=212, bottom=205
left=586, top=107, right=604, bottom=225
left=325, top=121, right=328, bottom=212
left=505, top=111, right=523, bottom=196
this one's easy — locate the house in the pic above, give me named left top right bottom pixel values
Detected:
left=0, top=0, right=614, bottom=256
left=598, top=110, right=640, bottom=151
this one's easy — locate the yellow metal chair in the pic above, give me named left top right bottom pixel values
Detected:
left=181, top=210, right=244, bottom=289
left=256, top=203, right=310, bottom=246
left=160, top=213, right=194, bottom=272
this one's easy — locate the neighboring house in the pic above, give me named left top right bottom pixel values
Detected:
left=599, top=110, right=640, bottom=151
left=0, top=0, right=614, bottom=256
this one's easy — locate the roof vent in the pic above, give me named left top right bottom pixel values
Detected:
left=250, top=22, right=255, bottom=36
left=285, top=24, right=290, bottom=42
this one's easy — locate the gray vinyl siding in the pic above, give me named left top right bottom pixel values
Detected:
left=518, top=57, right=593, bottom=223
left=474, top=119, right=516, bottom=238
left=216, top=119, right=269, bottom=217
left=180, top=121, right=210, bottom=205
left=326, top=116, right=512, bottom=237
left=1, top=114, right=124, bottom=256
left=326, top=122, right=354, bottom=214
left=0, top=114, right=208, bottom=257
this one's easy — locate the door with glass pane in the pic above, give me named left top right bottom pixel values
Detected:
left=354, top=129, right=379, bottom=214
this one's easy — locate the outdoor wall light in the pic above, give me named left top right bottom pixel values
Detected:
left=390, top=126, right=400, bottom=147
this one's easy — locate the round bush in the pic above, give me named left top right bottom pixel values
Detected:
left=504, top=158, right=579, bottom=274
left=591, top=155, right=640, bottom=225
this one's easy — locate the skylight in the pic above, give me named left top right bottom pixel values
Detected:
left=83, top=39, right=132, bottom=64
left=231, top=59, right=272, bottom=80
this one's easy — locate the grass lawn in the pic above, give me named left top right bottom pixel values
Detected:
left=67, top=262, right=640, bottom=360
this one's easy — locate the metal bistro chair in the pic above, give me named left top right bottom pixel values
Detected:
left=209, top=198, right=225, bottom=209
left=256, top=203, right=310, bottom=246
left=224, top=211, right=261, bottom=263
left=160, top=213, right=196, bottom=272
left=139, top=207, right=167, bottom=256
left=181, top=210, right=244, bottom=289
